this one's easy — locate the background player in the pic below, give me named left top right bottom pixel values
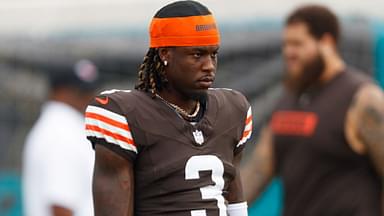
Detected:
left=242, top=5, right=384, bottom=216
left=85, top=1, right=252, bottom=215
left=23, top=60, right=98, bottom=216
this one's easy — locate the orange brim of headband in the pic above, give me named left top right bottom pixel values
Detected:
left=149, top=14, right=220, bottom=48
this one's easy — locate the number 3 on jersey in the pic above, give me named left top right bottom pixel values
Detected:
left=185, top=155, right=226, bottom=216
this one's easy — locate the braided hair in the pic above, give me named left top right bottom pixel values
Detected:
left=134, top=48, right=167, bottom=97
left=134, top=0, right=212, bottom=97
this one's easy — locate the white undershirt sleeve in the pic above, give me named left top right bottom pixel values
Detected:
left=227, top=201, right=248, bottom=216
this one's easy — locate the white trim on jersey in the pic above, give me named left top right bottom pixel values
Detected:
left=85, top=105, right=137, bottom=153
left=100, top=89, right=131, bottom=95
left=86, top=129, right=137, bottom=153
left=85, top=118, right=134, bottom=141
left=86, top=105, right=127, bottom=124
left=237, top=106, right=252, bottom=147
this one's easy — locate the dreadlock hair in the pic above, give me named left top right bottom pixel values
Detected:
left=134, top=0, right=212, bottom=97
left=135, top=48, right=167, bottom=96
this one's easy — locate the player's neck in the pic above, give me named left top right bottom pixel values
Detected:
left=156, top=90, right=198, bottom=115
left=320, top=53, right=346, bottom=83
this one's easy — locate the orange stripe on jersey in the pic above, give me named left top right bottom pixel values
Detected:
left=237, top=107, right=253, bottom=147
left=85, top=124, right=135, bottom=146
left=241, top=129, right=251, bottom=139
left=245, top=115, right=252, bottom=125
left=85, top=112, right=130, bottom=132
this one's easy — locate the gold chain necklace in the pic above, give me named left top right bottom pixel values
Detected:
left=156, top=94, right=200, bottom=119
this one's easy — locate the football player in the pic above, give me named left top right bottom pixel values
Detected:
left=85, top=1, right=252, bottom=215
left=242, top=5, right=384, bottom=216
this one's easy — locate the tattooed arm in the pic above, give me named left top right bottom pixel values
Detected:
left=346, top=84, right=384, bottom=214
left=93, top=144, right=134, bottom=216
left=240, top=127, right=275, bottom=204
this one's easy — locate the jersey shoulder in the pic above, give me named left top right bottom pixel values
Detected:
left=344, top=68, right=372, bottom=88
left=208, top=88, right=253, bottom=150
left=89, top=89, right=151, bottom=113
left=208, top=88, right=250, bottom=112
left=85, top=89, right=142, bottom=161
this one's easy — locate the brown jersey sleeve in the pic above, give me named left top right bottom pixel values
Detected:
left=225, top=89, right=253, bottom=155
left=85, top=91, right=138, bottom=161
left=214, top=88, right=253, bottom=155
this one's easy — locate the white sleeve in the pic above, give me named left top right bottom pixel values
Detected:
left=227, top=202, right=248, bottom=216
left=44, top=150, right=79, bottom=209
left=44, top=124, right=94, bottom=211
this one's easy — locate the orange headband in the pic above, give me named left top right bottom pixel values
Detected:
left=149, top=14, right=220, bottom=48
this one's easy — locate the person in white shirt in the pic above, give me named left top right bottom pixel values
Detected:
left=23, top=60, right=99, bottom=216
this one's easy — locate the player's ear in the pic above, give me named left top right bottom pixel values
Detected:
left=318, top=33, right=335, bottom=56
left=158, top=47, right=172, bottom=63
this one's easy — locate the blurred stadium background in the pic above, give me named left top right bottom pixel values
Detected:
left=0, top=0, right=384, bottom=215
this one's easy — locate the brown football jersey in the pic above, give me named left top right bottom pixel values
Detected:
left=85, top=89, right=252, bottom=216
left=271, top=70, right=381, bottom=216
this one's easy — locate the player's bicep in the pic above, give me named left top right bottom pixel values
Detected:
left=354, top=85, right=384, bottom=176
left=93, top=144, right=134, bottom=216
